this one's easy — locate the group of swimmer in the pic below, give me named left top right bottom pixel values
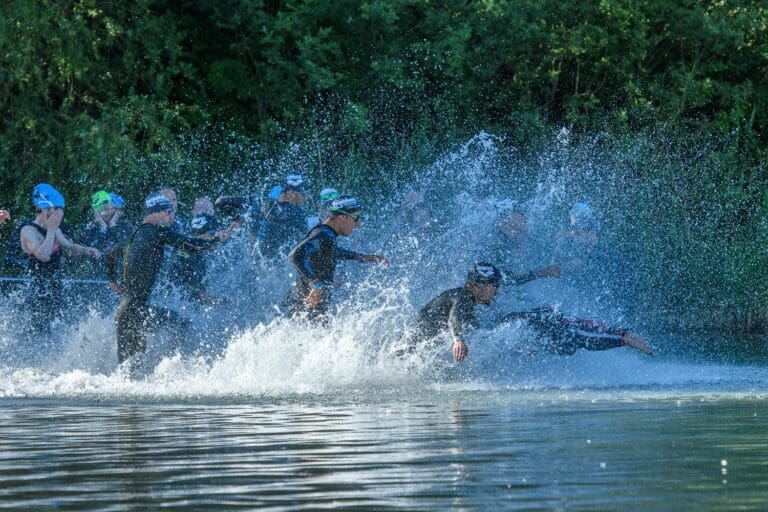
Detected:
left=0, top=177, right=652, bottom=375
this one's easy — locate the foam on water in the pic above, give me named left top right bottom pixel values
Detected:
left=1, top=302, right=766, bottom=400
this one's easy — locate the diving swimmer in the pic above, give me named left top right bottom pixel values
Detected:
left=403, top=262, right=625, bottom=363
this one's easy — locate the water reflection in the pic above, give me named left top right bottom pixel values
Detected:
left=115, top=405, right=152, bottom=507
left=1, top=394, right=767, bottom=510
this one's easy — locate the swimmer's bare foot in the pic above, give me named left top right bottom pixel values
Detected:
left=622, top=332, right=653, bottom=356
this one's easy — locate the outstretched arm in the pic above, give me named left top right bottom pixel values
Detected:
left=58, top=231, right=101, bottom=258
left=557, top=315, right=653, bottom=356
left=160, top=227, right=219, bottom=252
left=335, top=246, right=388, bottom=265
left=502, top=265, right=560, bottom=286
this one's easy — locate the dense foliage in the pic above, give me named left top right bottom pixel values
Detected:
left=0, top=0, right=766, bottom=331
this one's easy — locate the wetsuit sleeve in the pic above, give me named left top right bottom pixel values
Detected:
left=105, top=243, right=123, bottom=282
left=159, top=227, right=217, bottom=252
left=501, top=269, right=536, bottom=286
left=289, top=234, right=335, bottom=286
left=448, top=296, right=477, bottom=343
left=335, top=246, right=365, bottom=261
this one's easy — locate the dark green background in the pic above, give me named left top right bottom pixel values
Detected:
left=0, top=0, right=766, bottom=334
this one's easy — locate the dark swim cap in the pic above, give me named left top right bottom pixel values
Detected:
left=143, top=193, right=174, bottom=214
left=328, top=196, right=362, bottom=215
left=467, top=262, right=502, bottom=286
left=284, top=174, right=306, bottom=191
left=189, top=213, right=219, bottom=236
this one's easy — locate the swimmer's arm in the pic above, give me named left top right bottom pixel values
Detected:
left=161, top=227, right=218, bottom=252
left=448, top=306, right=468, bottom=363
left=20, top=225, right=55, bottom=262
left=560, top=316, right=624, bottom=336
left=501, top=265, right=560, bottom=286
left=58, top=232, right=100, bottom=258
left=336, top=247, right=388, bottom=265
left=447, top=298, right=467, bottom=344
left=501, top=270, right=536, bottom=286
left=335, top=247, right=365, bottom=261
left=105, top=245, right=124, bottom=296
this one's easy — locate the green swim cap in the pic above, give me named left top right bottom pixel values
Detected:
left=91, top=190, right=113, bottom=212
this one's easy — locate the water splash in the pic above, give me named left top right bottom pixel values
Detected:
left=1, top=131, right=765, bottom=400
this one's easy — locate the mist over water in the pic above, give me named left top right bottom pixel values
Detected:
left=1, top=132, right=766, bottom=401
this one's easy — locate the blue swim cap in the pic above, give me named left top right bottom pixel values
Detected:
left=268, top=185, right=284, bottom=201
left=32, top=183, right=65, bottom=209
left=109, top=193, right=126, bottom=207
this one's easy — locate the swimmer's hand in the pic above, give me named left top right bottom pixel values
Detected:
left=362, top=254, right=388, bottom=265
left=45, top=209, right=64, bottom=232
left=305, top=287, right=324, bottom=308
left=622, top=332, right=653, bottom=356
left=452, top=341, right=468, bottom=363
left=109, top=281, right=123, bottom=296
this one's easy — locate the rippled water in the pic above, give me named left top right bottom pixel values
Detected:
left=1, top=388, right=767, bottom=511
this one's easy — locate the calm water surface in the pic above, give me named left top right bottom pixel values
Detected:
left=1, top=390, right=766, bottom=511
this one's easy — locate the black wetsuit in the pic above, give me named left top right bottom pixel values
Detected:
left=105, top=223, right=217, bottom=364
left=77, top=220, right=133, bottom=279
left=258, top=201, right=306, bottom=258
left=23, top=222, right=64, bottom=335
left=171, top=213, right=220, bottom=300
left=500, top=307, right=627, bottom=355
left=405, top=272, right=547, bottom=352
left=285, top=224, right=366, bottom=318
left=412, top=287, right=478, bottom=344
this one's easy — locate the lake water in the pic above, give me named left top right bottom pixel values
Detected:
left=2, top=373, right=768, bottom=510
left=2, top=309, right=768, bottom=510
